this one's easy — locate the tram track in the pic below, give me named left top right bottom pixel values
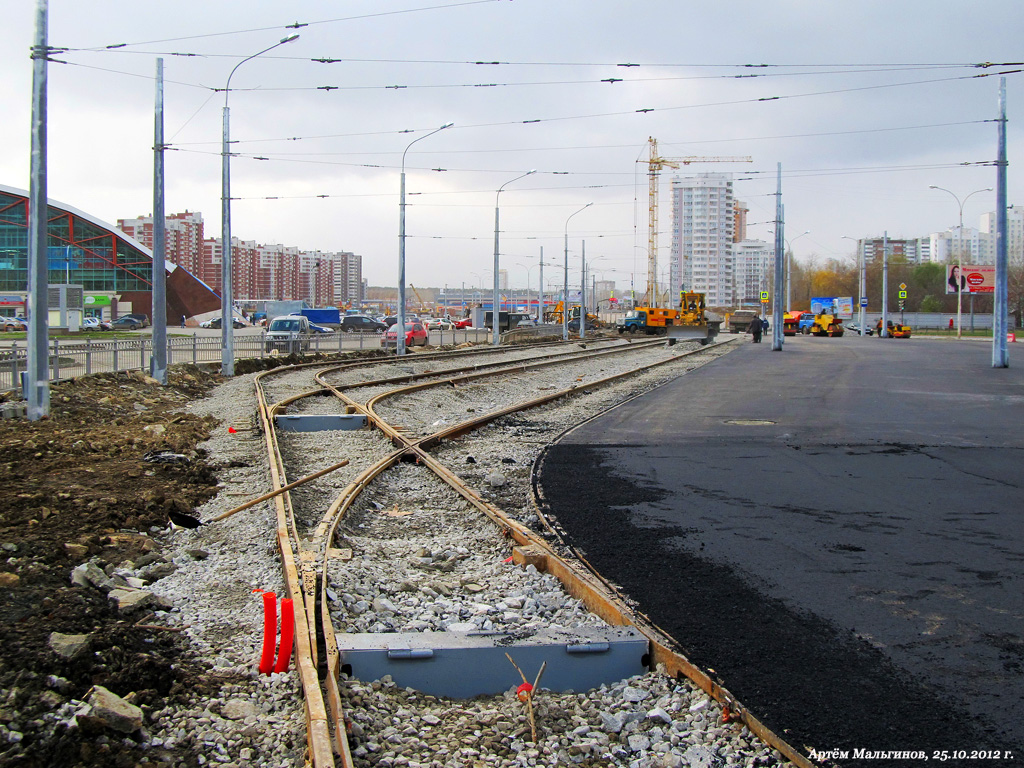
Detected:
left=244, top=336, right=813, bottom=768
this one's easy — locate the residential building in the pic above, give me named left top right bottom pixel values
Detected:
left=980, top=206, right=1024, bottom=264
left=733, top=240, right=773, bottom=307
left=671, top=173, right=735, bottom=307
left=733, top=200, right=748, bottom=243
left=117, top=211, right=207, bottom=283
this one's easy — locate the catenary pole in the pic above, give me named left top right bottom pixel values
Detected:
left=772, top=164, right=784, bottom=350
left=580, top=241, right=586, bottom=341
left=994, top=78, right=1009, bottom=368
left=151, top=58, right=167, bottom=384
left=538, top=247, right=543, bottom=323
left=881, top=231, right=889, bottom=337
left=26, top=0, right=49, bottom=420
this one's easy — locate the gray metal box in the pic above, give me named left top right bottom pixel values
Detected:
left=336, top=626, right=649, bottom=698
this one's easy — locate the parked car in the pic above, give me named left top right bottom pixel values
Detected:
left=341, top=315, right=387, bottom=333
left=382, top=322, right=428, bottom=348
left=383, top=316, right=399, bottom=327
left=425, top=317, right=454, bottom=331
left=122, top=313, right=150, bottom=328
left=1, top=317, right=27, bottom=332
left=309, top=322, right=334, bottom=334
left=110, top=316, right=144, bottom=330
left=844, top=321, right=873, bottom=336
left=82, top=317, right=112, bottom=331
left=452, top=318, right=473, bottom=329
left=265, top=315, right=311, bottom=353
left=516, top=317, right=537, bottom=328
left=200, top=316, right=247, bottom=329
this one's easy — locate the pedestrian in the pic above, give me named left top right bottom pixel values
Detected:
left=761, top=317, right=769, bottom=334
left=750, top=316, right=763, bottom=343
left=180, top=315, right=186, bottom=328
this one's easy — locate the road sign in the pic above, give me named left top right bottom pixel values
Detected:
left=860, top=297, right=868, bottom=307
left=898, top=290, right=907, bottom=299
left=899, top=283, right=907, bottom=291
left=760, top=291, right=769, bottom=302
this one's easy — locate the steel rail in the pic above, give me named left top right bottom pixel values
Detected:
left=255, top=336, right=813, bottom=768
left=316, top=337, right=652, bottom=393
left=241, top=336, right=621, bottom=767
left=361, top=338, right=668, bottom=430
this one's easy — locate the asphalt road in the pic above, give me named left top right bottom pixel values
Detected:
left=536, top=333, right=1024, bottom=762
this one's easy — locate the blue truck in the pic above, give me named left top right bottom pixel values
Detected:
left=297, top=308, right=341, bottom=326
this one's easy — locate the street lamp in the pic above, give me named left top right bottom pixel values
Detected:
left=785, top=230, right=810, bottom=312
left=841, top=235, right=866, bottom=335
left=517, top=262, right=537, bottom=321
left=493, top=170, right=536, bottom=345
left=929, top=185, right=993, bottom=339
left=564, top=203, right=592, bottom=340
left=398, top=122, right=453, bottom=355
left=221, top=33, right=300, bottom=376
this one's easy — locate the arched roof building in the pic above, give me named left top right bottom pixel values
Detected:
left=0, top=184, right=220, bottom=320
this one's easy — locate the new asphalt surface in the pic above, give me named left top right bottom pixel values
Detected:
left=536, top=333, right=1024, bottom=765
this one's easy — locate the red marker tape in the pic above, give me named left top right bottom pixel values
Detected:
left=274, top=598, right=294, bottom=673
left=258, top=591, right=277, bottom=674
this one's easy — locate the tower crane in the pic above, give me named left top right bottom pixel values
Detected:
left=643, top=137, right=752, bottom=306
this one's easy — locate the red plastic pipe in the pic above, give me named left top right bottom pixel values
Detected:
left=259, top=591, right=277, bottom=675
left=274, top=598, right=294, bottom=673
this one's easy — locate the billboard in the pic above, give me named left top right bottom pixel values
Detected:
left=810, top=296, right=854, bottom=318
left=946, top=264, right=995, bottom=294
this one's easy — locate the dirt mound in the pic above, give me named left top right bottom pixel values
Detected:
left=0, top=366, right=230, bottom=767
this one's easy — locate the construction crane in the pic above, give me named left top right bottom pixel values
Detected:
left=644, top=137, right=752, bottom=307
left=409, top=283, right=429, bottom=314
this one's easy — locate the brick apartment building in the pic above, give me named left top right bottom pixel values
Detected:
left=117, top=212, right=362, bottom=306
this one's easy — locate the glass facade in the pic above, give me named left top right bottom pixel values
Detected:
left=0, top=188, right=152, bottom=294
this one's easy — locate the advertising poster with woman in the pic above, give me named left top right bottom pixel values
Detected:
left=946, top=264, right=995, bottom=294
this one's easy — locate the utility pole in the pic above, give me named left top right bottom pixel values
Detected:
left=26, top=0, right=50, bottom=420
left=881, top=232, right=889, bottom=338
left=994, top=78, right=1009, bottom=368
left=538, top=247, right=544, bottom=323
left=772, top=164, right=784, bottom=350
left=151, top=58, right=168, bottom=385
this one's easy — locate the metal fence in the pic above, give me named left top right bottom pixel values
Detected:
left=0, top=328, right=490, bottom=394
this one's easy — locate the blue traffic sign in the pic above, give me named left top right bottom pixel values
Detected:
left=860, top=297, right=868, bottom=307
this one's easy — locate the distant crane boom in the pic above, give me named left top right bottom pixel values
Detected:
left=644, top=137, right=752, bottom=307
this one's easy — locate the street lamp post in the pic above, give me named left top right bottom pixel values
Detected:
left=929, top=185, right=992, bottom=339
left=493, top=171, right=536, bottom=345
left=221, top=34, right=299, bottom=376
left=841, top=235, right=866, bottom=335
left=398, top=122, right=453, bottom=355
left=563, top=204, right=592, bottom=340
left=517, top=262, right=537, bottom=322
left=785, top=230, right=810, bottom=312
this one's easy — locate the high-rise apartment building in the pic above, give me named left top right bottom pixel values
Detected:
left=334, top=251, right=363, bottom=306
left=980, top=206, right=1024, bottom=264
left=117, top=211, right=209, bottom=283
left=671, top=174, right=735, bottom=307
left=733, top=240, right=772, bottom=307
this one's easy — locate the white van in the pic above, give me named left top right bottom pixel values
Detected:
left=265, top=315, right=311, bottom=353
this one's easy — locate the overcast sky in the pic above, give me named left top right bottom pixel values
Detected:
left=1, top=0, right=1021, bottom=293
